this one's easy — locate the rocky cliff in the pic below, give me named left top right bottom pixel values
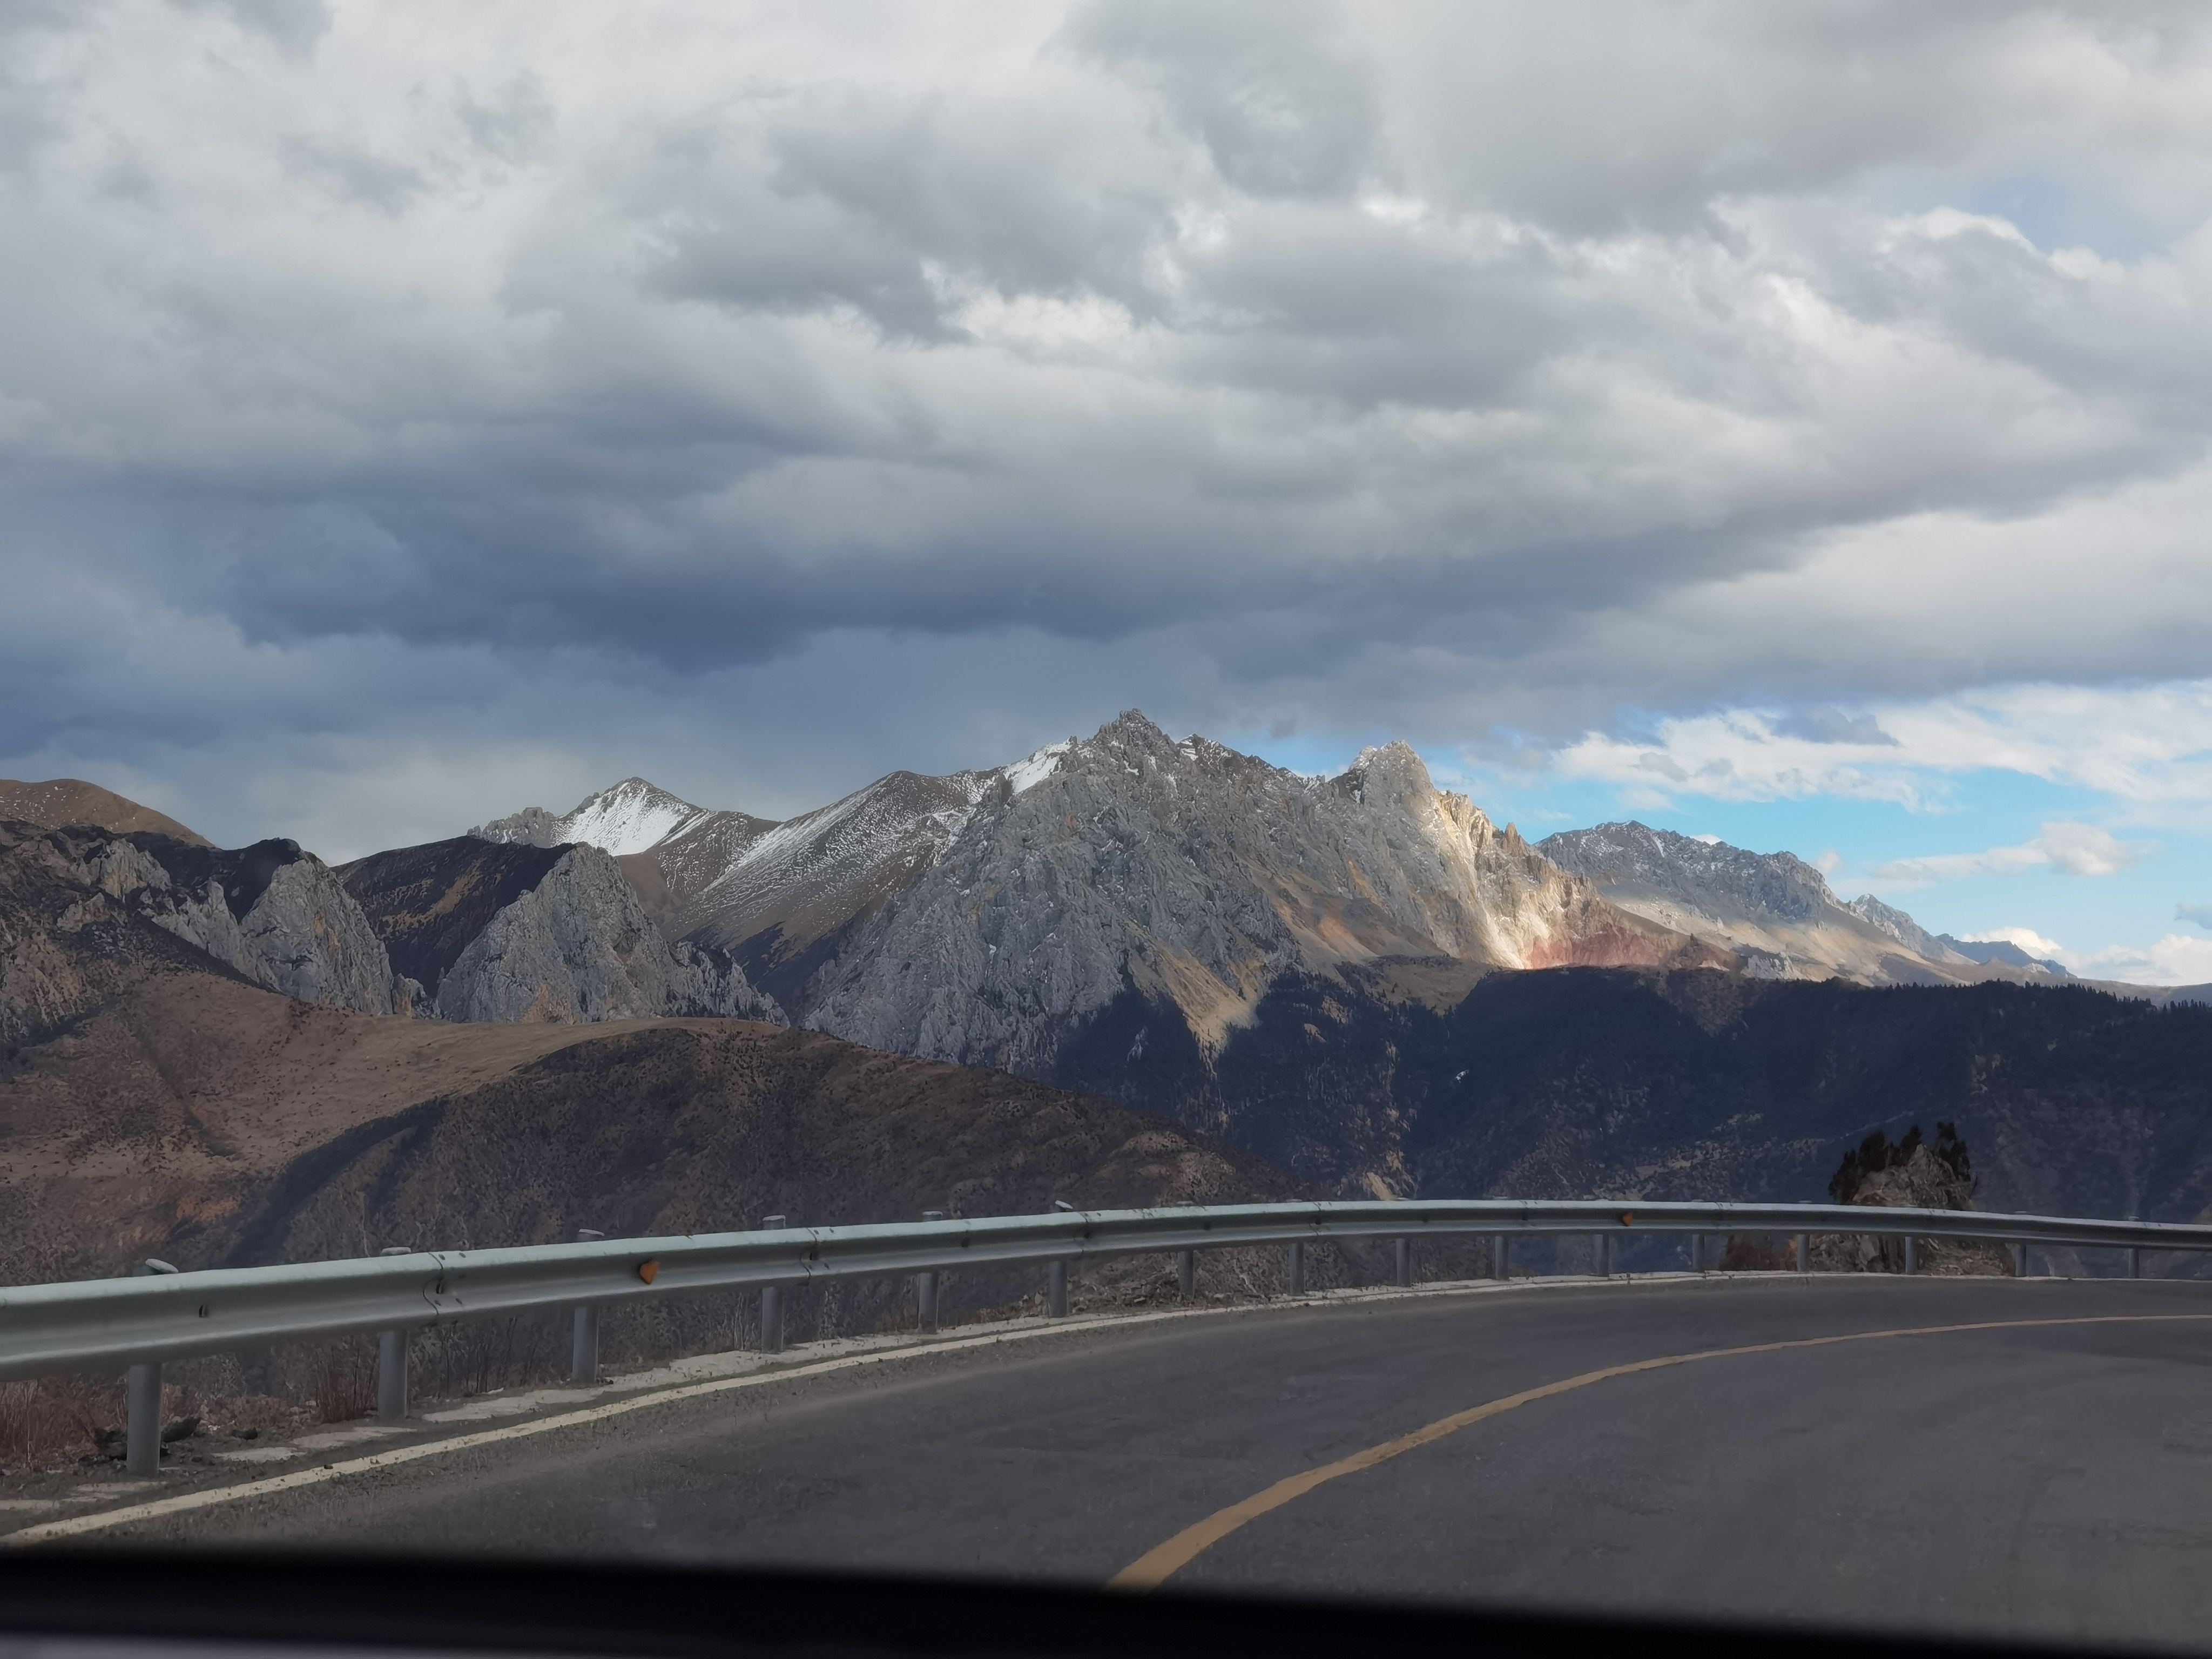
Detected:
left=1815, top=1123, right=2011, bottom=1275
left=799, top=717, right=1705, bottom=1084
left=0, top=822, right=237, bottom=1047
left=127, top=835, right=403, bottom=1015
left=340, top=837, right=781, bottom=1024
left=0, top=821, right=404, bottom=1031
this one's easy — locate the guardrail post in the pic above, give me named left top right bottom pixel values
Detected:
left=370, top=1245, right=414, bottom=1415
left=918, top=1211, right=944, bottom=1332
left=568, top=1230, right=604, bottom=1382
left=759, top=1216, right=787, bottom=1353
left=1795, top=1231, right=1810, bottom=1274
left=2128, top=1245, right=2142, bottom=1279
left=2014, top=1242, right=2028, bottom=1278
left=377, top=1328, right=409, bottom=1420
left=1690, top=1233, right=1703, bottom=1273
left=1903, top=1235, right=1919, bottom=1275
left=1494, top=1233, right=1511, bottom=1281
left=1285, top=1240, right=1305, bottom=1296
left=1047, top=1259, right=1068, bottom=1318
left=123, top=1258, right=178, bottom=1477
left=1393, top=1238, right=1411, bottom=1287
left=125, top=1360, right=160, bottom=1477
left=1176, top=1250, right=1196, bottom=1297
left=1600, top=1233, right=1614, bottom=1278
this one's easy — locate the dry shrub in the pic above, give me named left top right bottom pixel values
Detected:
left=411, top=1313, right=566, bottom=1400
left=0, top=1378, right=110, bottom=1468
left=312, top=1338, right=376, bottom=1422
left=1719, top=1236, right=1798, bottom=1272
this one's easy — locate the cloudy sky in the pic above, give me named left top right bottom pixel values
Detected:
left=5, top=1, right=2212, bottom=981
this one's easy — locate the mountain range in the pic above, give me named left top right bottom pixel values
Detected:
left=0, top=817, right=1296, bottom=1335
left=7, top=710, right=2212, bottom=1258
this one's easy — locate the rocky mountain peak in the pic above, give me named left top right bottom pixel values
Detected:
left=473, top=777, right=716, bottom=857
left=1536, top=820, right=2041, bottom=987
left=1540, top=820, right=1841, bottom=922
left=795, top=720, right=1695, bottom=1081
left=1333, top=741, right=1437, bottom=812
left=1847, top=893, right=1958, bottom=961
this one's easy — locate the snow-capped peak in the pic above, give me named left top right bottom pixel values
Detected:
left=558, top=779, right=713, bottom=856
left=1003, top=739, right=1075, bottom=796
left=472, top=778, right=712, bottom=856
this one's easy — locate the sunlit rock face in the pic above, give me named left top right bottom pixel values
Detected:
left=464, top=712, right=1716, bottom=1173
left=339, top=837, right=781, bottom=1026
left=1539, top=820, right=1997, bottom=987
left=793, top=712, right=1702, bottom=1074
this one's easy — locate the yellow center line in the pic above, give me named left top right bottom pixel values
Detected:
left=1105, top=1312, right=2212, bottom=1591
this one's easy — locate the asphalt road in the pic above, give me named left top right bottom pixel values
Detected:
left=120, top=1276, right=2212, bottom=1646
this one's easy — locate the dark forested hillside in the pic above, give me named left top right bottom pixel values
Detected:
left=1053, top=966, right=2212, bottom=1225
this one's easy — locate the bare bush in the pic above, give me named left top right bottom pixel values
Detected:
left=312, top=1337, right=376, bottom=1422
left=1719, top=1236, right=1792, bottom=1272
left=0, top=1378, right=108, bottom=1468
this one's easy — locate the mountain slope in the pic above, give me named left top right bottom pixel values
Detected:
left=1400, top=970, right=2212, bottom=1231
left=0, top=956, right=1299, bottom=1339
left=1539, top=821, right=1987, bottom=984
left=458, top=716, right=1716, bottom=1134
left=0, top=778, right=208, bottom=846
left=799, top=715, right=1709, bottom=1076
left=676, top=767, right=999, bottom=1007
left=338, top=838, right=781, bottom=1024
left=0, top=821, right=402, bottom=1032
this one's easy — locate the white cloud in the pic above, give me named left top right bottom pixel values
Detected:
left=11, top=2, right=2212, bottom=851
left=2179, top=902, right=2212, bottom=931
left=1866, top=822, right=2149, bottom=888
left=2071, top=933, right=2212, bottom=987
left=1958, top=926, right=2067, bottom=959
left=1554, top=680, right=2212, bottom=825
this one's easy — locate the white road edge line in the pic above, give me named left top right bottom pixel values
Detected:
left=0, top=1267, right=2027, bottom=1545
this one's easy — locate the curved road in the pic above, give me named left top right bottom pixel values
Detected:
left=118, top=1276, right=2212, bottom=1646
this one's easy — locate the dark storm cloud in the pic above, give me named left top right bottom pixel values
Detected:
left=8, top=0, right=2212, bottom=842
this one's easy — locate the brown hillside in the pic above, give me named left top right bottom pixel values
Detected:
left=0, top=779, right=207, bottom=846
left=0, top=967, right=1301, bottom=1309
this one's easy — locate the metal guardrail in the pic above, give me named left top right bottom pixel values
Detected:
left=8, top=1198, right=2207, bottom=1478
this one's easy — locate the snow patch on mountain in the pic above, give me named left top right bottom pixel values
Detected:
left=471, top=778, right=712, bottom=857
left=1005, top=739, right=1074, bottom=796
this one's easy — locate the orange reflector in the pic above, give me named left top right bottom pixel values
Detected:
left=637, top=1259, right=659, bottom=1284
left=1620, top=1212, right=1634, bottom=1226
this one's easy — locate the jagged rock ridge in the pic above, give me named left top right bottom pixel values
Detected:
left=339, top=838, right=781, bottom=1024
left=799, top=717, right=1708, bottom=1079
left=1539, top=820, right=2042, bottom=986
left=467, top=714, right=1714, bottom=1124
left=0, top=822, right=404, bottom=1034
